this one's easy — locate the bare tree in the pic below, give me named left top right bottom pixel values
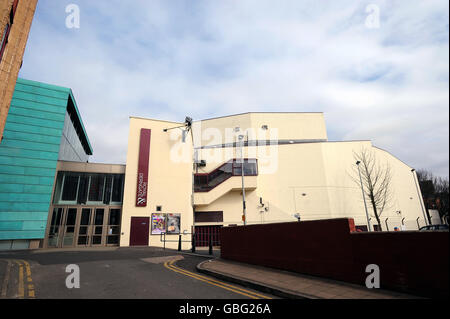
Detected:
left=415, top=169, right=449, bottom=223
left=416, top=169, right=435, bottom=223
left=432, top=176, right=449, bottom=223
left=350, top=148, right=393, bottom=231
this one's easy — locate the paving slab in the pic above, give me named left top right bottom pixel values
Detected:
left=197, top=259, right=423, bottom=299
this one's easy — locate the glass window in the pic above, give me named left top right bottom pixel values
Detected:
left=61, top=176, right=79, bottom=201
left=111, top=175, right=124, bottom=202
left=103, top=176, right=112, bottom=204
left=89, top=175, right=105, bottom=202
left=94, top=209, right=104, bottom=225
left=109, top=209, right=121, bottom=225
left=80, top=209, right=91, bottom=225
left=66, top=208, right=77, bottom=226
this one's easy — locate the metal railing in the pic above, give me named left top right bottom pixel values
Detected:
left=159, top=232, right=219, bottom=255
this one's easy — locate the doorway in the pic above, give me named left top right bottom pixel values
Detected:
left=130, top=217, right=150, bottom=246
left=46, top=206, right=121, bottom=248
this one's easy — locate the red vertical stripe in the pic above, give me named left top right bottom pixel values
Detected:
left=12, top=0, right=19, bottom=16
left=136, top=129, right=151, bottom=207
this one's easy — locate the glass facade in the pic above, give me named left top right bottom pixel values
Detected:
left=58, top=112, right=90, bottom=162
left=53, top=172, right=125, bottom=205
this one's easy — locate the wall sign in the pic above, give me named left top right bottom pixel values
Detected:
left=136, top=129, right=151, bottom=207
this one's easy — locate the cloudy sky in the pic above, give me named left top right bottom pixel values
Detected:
left=19, top=0, right=449, bottom=177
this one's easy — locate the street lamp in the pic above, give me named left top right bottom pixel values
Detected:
left=356, top=161, right=371, bottom=232
left=411, top=168, right=429, bottom=226
left=163, top=116, right=196, bottom=251
left=238, top=134, right=247, bottom=226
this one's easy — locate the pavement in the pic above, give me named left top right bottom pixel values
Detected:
left=197, top=258, right=423, bottom=299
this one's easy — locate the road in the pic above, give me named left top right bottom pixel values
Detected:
left=0, top=247, right=274, bottom=299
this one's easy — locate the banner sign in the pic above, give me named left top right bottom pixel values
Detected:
left=136, top=129, right=151, bottom=207
left=167, top=213, right=181, bottom=234
left=151, top=213, right=166, bottom=235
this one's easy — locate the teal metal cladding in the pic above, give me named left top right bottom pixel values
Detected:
left=0, top=78, right=91, bottom=240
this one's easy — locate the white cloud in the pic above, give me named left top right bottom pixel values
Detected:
left=19, top=0, right=449, bottom=177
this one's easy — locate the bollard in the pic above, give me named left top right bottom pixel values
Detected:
left=178, top=234, right=182, bottom=251
left=209, top=236, right=213, bottom=255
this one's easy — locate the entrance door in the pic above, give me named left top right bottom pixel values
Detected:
left=130, top=217, right=150, bottom=246
left=77, top=208, right=92, bottom=246
left=48, top=207, right=64, bottom=247
left=91, top=208, right=105, bottom=246
left=62, top=208, right=78, bottom=247
left=48, top=207, right=78, bottom=248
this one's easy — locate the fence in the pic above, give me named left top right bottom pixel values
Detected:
left=220, top=218, right=449, bottom=298
left=159, top=231, right=219, bottom=255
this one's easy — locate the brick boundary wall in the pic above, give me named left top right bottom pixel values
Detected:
left=220, top=218, right=449, bottom=298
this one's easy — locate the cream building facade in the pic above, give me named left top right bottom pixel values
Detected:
left=121, top=112, right=428, bottom=249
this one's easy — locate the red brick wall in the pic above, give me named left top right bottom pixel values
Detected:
left=220, top=218, right=448, bottom=298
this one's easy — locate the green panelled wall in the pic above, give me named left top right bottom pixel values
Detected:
left=0, top=78, right=71, bottom=240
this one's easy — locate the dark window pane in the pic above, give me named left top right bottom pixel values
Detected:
left=78, top=236, right=88, bottom=245
left=89, top=175, right=105, bottom=202
left=66, top=209, right=77, bottom=225
left=103, top=176, right=112, bottom=204
left=92, top=236, right=102, bottom=245
left=62, top=176, right=79, bottom=201
left=80, top=209, right=91, bottom=225
left=107, top=236, right=119, bottom=244
left=95, top=209, right=104, bottom=225
left=79, top=226, right=88, bottom=235
left=77, top=176, right=89, bottom=204
left=111, top=175, right=124, bottom=202
left=95, top=226, right=103, bottom=235
left=51, top=208, right=63, bottom=226
left=109, top=209, right=121, bottom=225
left=108, top=226, right=120, bottom=235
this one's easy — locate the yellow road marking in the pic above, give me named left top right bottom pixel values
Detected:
left=1, top=260, right=12, bottom=298
left=12, top=260, right=35, bottom=299
left=164, top=259, right=271, bottom=299
left=17, top=264, right=24, bottom=299
left=168, top=260, right=271, bottom=299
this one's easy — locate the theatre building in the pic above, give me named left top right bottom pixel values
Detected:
left=121, top=112, right=429, bottom=250
left=0, top=78, right=124, bottom=250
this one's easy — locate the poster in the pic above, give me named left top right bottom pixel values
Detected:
left=151, top=213, right=166, bottom=235
left=166, top=213, right=181, bottom=234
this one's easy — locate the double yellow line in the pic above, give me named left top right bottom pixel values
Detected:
left=164, top=259, right=271, bottom=299
left=0, top=259, right=35, bottom=299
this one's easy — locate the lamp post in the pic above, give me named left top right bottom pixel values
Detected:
left=163, top=116, right=195, bottom=251
left=239, top=134, right=247, bottom=226
left=356, top=161, right=371, bottom=232
left=411, top=168, right=429, bottom=226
